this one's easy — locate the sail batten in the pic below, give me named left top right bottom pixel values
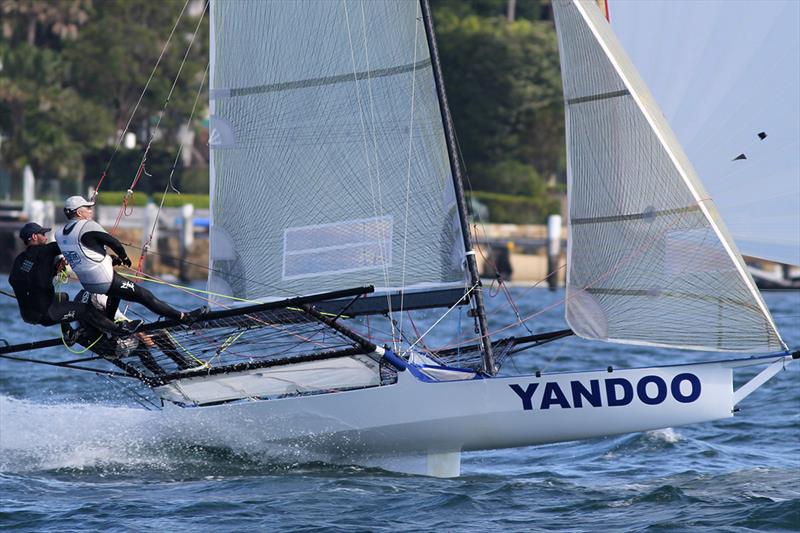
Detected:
left=553, top=0, right=784, bottom=353
left=567, top=89, right=629, bottom=105
left=211, top=59, right=434, bottom=99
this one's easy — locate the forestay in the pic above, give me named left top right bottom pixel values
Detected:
left=207, top=0, right=466, bottom=306
left=607, top=0, right=800, bottom=266
left=552, top=0, right=784, bottom=352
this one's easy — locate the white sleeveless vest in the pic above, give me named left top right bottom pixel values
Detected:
left=57, top=219, right=115, bottom=293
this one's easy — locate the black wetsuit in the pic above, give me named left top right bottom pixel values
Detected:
left=69, top=226, right=183, bottom=320
left=106, top=272, right=183, bottom=320
left=8, top=243, right=128, bottom=335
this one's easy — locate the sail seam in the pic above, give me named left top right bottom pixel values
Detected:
left=211, top=59, right=434, bottom=99
left=572, top=0, right=785, bottom=350
left=585, top=287, right=763, bottom=313
left=571, top=205, right=700, bottom=225
left=567, top=89, right=629, bottom=105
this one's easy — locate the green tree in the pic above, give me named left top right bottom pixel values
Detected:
left=0, top=0, right=208, bottom=196
left=434, top=13, right=564, bottom=196
left=65, top=0, right=208, bottom=136
left=64, top=0, right=208, bottom=193
left=0, top=0, right=108, bottom=191
left=432, top=0, right=546, bottom=22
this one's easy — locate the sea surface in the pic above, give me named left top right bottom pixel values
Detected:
left=1, top=279, right=798, bottom=532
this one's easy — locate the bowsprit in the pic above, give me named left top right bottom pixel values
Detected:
left=509, top=373, right=702, bottom=410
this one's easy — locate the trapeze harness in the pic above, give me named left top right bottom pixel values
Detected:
left=57, top=219, right=184, bottom=320
left=57, top=219, right=116, bottom=293
left=7, top=242, right=128, bottom=335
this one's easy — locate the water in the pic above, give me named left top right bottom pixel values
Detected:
left=1, top=280, right=798, bottom=531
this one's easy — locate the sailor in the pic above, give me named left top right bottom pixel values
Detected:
left=8, top=222, right=140, bottom=336
left=55, top=196, right=206, bottom=323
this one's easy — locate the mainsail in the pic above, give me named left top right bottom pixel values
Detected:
left=207, top=0, right=467, bottom=308
left=552, top=0, right=784, bottom=352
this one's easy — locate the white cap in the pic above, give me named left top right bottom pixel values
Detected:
left=64, top=195, right=95, bottom=211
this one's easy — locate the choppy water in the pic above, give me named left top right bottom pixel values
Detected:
left=1, top=279, right=798, bottom=532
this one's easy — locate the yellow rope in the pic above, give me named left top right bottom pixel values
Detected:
left=165, top=329, right=210, bottom=368
left=57, top=270, right=350, bottom=319
left=61, top=331, right=104, bottom=354
left=120, top=272, right=258, bottom=304
left=219, top=330, right=245, bottom=354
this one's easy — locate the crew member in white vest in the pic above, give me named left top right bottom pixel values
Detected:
left=56, top=196, right=206, bottom=324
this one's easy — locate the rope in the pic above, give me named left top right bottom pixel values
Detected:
left=109, top=0, right=209, bottom=236
left=52, top=269, right=106, bottom=354
left=401, top=282, right=479, bottom=357
left=397, top=0, right=422, bottom=347
left=342, top=0, right=397, bottom=348
left=92, top=0, right=192, bottom=200
left=164, top=329, right=209, bottom=368
left=137, top=60, right=210, bottom=273
left=61, top=332, right=104, bottom=355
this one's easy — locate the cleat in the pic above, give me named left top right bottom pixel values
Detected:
left=112, top=336, right=140, bottom=359
left=181, top=306, right=209, bottom=324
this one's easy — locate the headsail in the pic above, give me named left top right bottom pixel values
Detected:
left=552, top=0, right=784, bottom=352
left=208, top=0, right=467, bottom=308
left=607, top=0, right=800, bottom=266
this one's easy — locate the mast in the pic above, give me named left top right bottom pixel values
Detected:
left=419, top=0, right=495, bottom=375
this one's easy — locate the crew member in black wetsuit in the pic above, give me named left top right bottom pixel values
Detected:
left=8, top=222, right=140, bottom=336
left=55, top=196, right=206, bottom=323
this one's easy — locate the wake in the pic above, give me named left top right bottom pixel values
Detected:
left=0, top=395, right=332, bottom=475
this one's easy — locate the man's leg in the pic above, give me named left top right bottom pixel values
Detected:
left=46, top=300, right=131, bottom=336
left=106, top=273, right=183, bottom=320
left=105, top=295, right=121, bottom=320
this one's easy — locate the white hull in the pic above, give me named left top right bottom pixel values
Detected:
left=158, top=354, right=793, bottom=477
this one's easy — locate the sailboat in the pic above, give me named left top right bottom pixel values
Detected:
left=1, top=0, right=796, bottom=478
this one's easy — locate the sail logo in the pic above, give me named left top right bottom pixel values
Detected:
left=208, top=116, right=235, bottom=148
left=509, top=373, right=701, bottom=410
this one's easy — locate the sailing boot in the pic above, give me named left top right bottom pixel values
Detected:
left=118, top=319, right=143, bottom=335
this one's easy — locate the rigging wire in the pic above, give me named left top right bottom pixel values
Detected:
left=401, top=281, right=478, bottom=357
left=342, top=0, right=398, bottom=349
left=435, top=203, right=710, bottom=351
left=92, top=0, right=193, bottom=200
left=110, top=0, right=209, bottom=237
left=137, top=60, right=210, bottom=273
left=397, top=0, right=423, bottom=348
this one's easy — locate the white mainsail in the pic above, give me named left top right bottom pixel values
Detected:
left=552, top=0, right=784, bottom=352
left=207, top=0, right=466, bottom=304
left=607, top=0, right=800, bottom=266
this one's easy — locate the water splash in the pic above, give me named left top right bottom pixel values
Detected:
left=0, top=395, right=161, bottom=472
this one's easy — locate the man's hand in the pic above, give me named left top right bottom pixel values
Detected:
left=112, top=255, right=132, bottom=267
left=55, top=258, right=67, bottom=273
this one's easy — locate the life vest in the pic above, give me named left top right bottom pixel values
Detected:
left=57, top=219, right=114, bottom=293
